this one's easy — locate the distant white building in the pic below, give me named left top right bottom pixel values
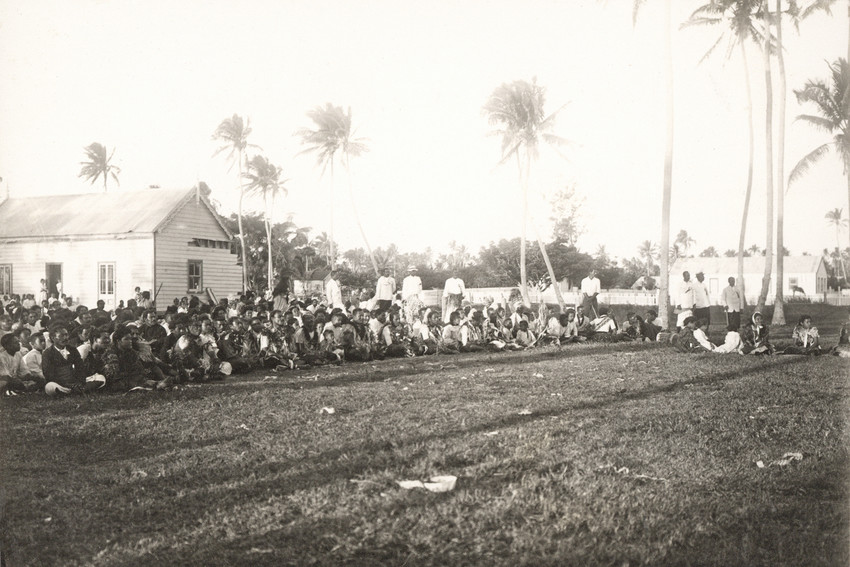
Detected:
left=0, top=187, right=242, bottom=309
left=670, top=256, right=828, bottom=304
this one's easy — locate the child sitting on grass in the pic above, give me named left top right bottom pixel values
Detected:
left=782, top=314, right=822, bottom=355
left=741, top=312, right=775, bottom=355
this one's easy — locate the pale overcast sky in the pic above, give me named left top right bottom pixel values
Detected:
left=0, top=0, right=846, bottom=262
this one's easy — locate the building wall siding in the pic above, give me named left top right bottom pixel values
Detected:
left=154, top=199, right=241, bottom=305
left=0, top=236, right=154, bottom=308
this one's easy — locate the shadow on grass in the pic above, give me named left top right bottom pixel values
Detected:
left=71, top=355, right=814, bottom=562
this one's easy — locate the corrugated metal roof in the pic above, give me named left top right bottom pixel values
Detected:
left=0, top=188, right=200, bottom=238
left=671, top=255, right=823, bottom=275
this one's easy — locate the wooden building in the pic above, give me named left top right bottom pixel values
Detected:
left=670, top=256, right=829, bottom=304
left=0, top=187, right=241, bottom=309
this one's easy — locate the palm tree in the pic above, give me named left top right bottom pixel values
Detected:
left=635, top=0, right=675, bottom=331
left=244, top=155, right=288, bottom=292
left=826, top=207, right=849, bottom=279
left=684, top=0, right=765, bottom=311
left=638, top=240, right=659, bottom=273
left=213, top=114, right=257, bottom=292
left=483, top=78, right=568, bottom=310
left=790, top=58, right=850, bottom=251
left=298, top=104, right=377, bottom=275
left=78, top=142, right=120, bottom=192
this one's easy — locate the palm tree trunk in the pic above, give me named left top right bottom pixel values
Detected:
left=757, top=2, right=774, bottom=314
left=737, top=42, right=755, bottom=310
left=525, top=153, right=566, bottom=311
left=344, top=153, right=380, bottom=276
left=237, top=151, right=248, bottom=293
left=772, top=0, right=786, bottom=325
left=329, top=159, right=336, bottom=268
left=266, top=192, right=274, bottom=293
left=517, top=152, right=532, bottom=308
left=658, top=0, right=674, bottom=330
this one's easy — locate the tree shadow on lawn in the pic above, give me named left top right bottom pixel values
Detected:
left=85, top=356, right=813, bottom=554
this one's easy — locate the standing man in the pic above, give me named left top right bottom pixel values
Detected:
left=374, top=267, right=396, bottom=311
left=675, top=271, right=695, bottom=330
left=325, top=270, right=344, bottom=311
left=401, top=266, right=423, bottom=323
left=720, top=276, right=743, bottom=330
left=38, top=279, right=48, bottom=304
left=692, top=271, right=711, bottom=329
left=580, top=269, right=601, bottom=318
left=442, top=271, right=466, bottom=323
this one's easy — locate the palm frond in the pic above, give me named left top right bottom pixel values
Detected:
left=795, top=113, right=839, bottom=132
left=787, top=142, right=831, bottom=187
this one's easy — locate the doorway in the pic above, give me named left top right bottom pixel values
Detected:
left=46, top=263, right=62, bottom=298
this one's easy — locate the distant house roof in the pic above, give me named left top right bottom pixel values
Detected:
left=671, top=255, right=824, bottom=275
left=0, top=187, right=231, bottom=239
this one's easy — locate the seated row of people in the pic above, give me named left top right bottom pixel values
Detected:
left=672, top=312, right=848, bottom=356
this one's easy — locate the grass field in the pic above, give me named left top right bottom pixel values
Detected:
left=1, top=305, right=848, bottom=566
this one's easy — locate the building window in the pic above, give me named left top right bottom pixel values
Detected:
left=98, top=263, right=115, bottom=295
left=0, top=265, right=11, bottom=295
left=188, top=260, right=203, bottom=292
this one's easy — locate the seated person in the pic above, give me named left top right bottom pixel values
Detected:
left=741, top=311, right=775, bottom=355
left=692, top=318, right=715, bottom=351
left=42, top=324, right=102, bottom=394
left=22, top=332, right=47, bottom=383
left=103, top=326, right=167, bottom=391
left=831, top=312, right=850, bottom=357
left=574, top=306, right=593, bottom=339
left=380, top=311, right=412, bottom=358
left=713, top=323, right=744, bottom=354
left=440, top=311, right=463, bottom=354
left=783, top=314, right=822, bottom=355
left=514, top=320, right=536, bottom=348
left=0, top=333, right=42, bottom=394
left=671, top=316, right=704, bottom=353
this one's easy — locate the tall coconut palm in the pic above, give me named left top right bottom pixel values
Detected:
left=684, top=0, right=766, bottom=311
left=213, top=114, right=257, bottom=292
left=298, top=103, right=378, bottom=275
left=78, top=142, right=120, bottom=192
left=244, top=155, right=288, bottom=292
left=483, top=78, right=568, bottom=310
left=790, top=58, right=850, bottom=251
left=825, top=207, right=849, bottom=279
left=756, top=0, right=775, bottom=314
left=634, top=0, right=675, bottom=331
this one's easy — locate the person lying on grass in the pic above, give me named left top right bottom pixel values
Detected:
left=741, top=312, right=775, bottom=355
left=782, top=315, right=822, bottom=355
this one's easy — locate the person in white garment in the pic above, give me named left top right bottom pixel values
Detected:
left=325, top=270, right=344, bottom=311
left=401, top=266, right=423, bottom=323
left=442, top=272, right=466, bottom=324
left=692, top=271, right=711, bottom=329
left=676, top=271, right=695, bottom=330
left=579, top=270, right=601, bottom=318
left=374, top=267, right=396, bottom=311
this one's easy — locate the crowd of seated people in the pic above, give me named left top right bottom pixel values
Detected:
left=1, top=287, right=847, bottom=396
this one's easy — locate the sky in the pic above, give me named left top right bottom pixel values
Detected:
left=0, top=0, right=847, bottom=264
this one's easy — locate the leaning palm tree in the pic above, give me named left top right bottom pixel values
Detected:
left=483, top=78, right=568, bottom=310
left=634, top=0, right=675, bottom=331
left=790, top=58, right=850, bottom=251
left=297, top=104, right=378, bottom=275
left=684, top=0, right=766, bottom=311
left=78, top=142, right=120, bottom=192
left=244, top=155, right=288, bottom=292
left=213, top=114, right=258, bottom=292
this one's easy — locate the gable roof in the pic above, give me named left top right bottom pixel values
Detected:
left=0, top=188, right=232, bottom=239
left=671, top=255, right=824, bottom=276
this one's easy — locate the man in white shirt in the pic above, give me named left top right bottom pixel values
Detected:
left=580, top=270, right=601, bottom=318
left=674, top=271, right=696, bottom=330
left=401, top=266, right=424, bottom=323
left=325, top=270, right=344, bottom=311
left=442, top=273, right=466, bottom=323
left=374, top=268, right=396, bottom=311
left=692, top=271, right=711, bottom=329
left=720, top=276, right=743, bottom=330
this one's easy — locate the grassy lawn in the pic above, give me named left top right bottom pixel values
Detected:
left=1, top=306, right=848, bottom=566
